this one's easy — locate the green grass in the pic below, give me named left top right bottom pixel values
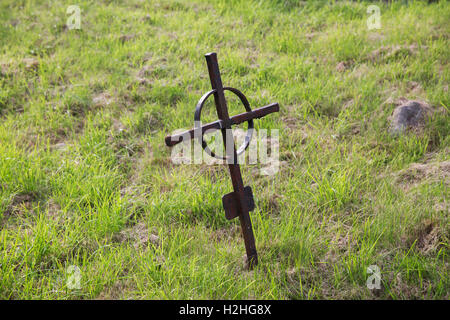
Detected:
left=0, top=0, right=449, bottom=299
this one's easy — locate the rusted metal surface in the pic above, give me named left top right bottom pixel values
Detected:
left=222, top=186, right=255, bottom=221
left=165, top=52, right=279, bottom=268
left=164, top=103, right=279, bottom=148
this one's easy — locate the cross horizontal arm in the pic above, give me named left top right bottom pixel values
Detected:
left=165, top=102, right=279, bottom=147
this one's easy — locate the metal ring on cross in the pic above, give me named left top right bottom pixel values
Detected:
left=194, top=87, right=254, bottom=160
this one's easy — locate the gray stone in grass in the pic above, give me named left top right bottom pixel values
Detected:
left=389, top=100, right=430, bottom=135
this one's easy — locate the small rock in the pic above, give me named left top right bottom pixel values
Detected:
left=389, top=100, right=431, bottom=135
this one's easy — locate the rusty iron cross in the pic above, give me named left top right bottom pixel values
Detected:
left=165, top=52, right=279, bottom=268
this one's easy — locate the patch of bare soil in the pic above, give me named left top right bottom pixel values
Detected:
left=336, top=60, right=353, bottom=72
left=367, top=32, right=386, bottom=42
left=414, top=221, right=443, bottom=254
left=92, top=92, right=114, bottom=108
left=46, top=199, right=63, bottom=222
left=396, top=161, right=450, bottom=188
left=381, top=78, right=433, bottom=109
left=0, top=59, right=30, bottom=78
left=260, top=194, right=282, bottom=216
left=0, top=62, right=11, bottom=77
left=280, top=104, right=306, bottom=131
left=367, top=44, right=426, bottom=62
left=400, top=218, right=446, bottom=257
left=96, top=279, right=137, bottom=300
left=283, top=263, right=345, bottom=299
left=387, top=272, right=436, bottom=299
left=114, top=222, right=160, bottom=249
left=433, top=201, right=448, bottom=213
left=50, top=142, right=68, bottom=151
left=118, top=34, right=136, bottom=43
left=349, top=63, right=371, bottom=80
left=4, top=192, right=37, bottom=216
left=133, top=57, right=168, bottom=86
left=304, top=32, right=319, bottom=40
left=382, top=96, right=410, bottom=107
left=406, top=81, right=426, bottom=97
left=22, top=57, right=39, bottom=71
left=210, top=224, right=240, bottom=242
left=320, top=227, right=357, bottom=269
left=194, top=165, right=223, bottom=184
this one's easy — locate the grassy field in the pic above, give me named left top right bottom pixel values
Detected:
left=0, top=0, right=448, bottom=299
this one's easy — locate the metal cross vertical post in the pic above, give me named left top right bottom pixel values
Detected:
left=204, top=52, right=258, bottom=267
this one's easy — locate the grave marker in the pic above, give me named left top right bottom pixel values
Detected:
left=165, top=52, right=279, bottom=268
